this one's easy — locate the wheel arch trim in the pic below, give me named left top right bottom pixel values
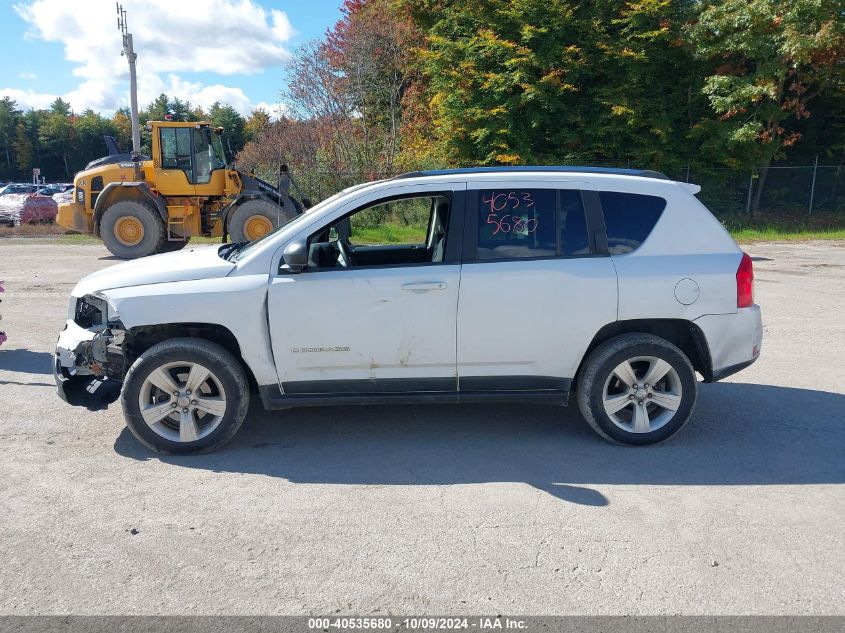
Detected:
left=93, top=182, right=168, bottom=236
left=121, top=322, right=260, bottom=393
left=575, top=318, right=713, bottom=385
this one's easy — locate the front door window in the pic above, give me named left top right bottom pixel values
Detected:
left=306, top=194, right=451, bottom=269
left=159, top=127, right=193, bottom=181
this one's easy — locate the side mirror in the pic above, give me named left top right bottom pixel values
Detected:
left=280, top=239, right=308, bottom=273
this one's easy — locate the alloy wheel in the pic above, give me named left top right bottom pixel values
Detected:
left=601, top=355, right=683, bottom=434
left=138, top=361, right=228, bottom=443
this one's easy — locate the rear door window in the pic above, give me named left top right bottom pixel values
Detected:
left=599, top=192, right=666, bottom=254
left=475, top=189, right=590, bottom=260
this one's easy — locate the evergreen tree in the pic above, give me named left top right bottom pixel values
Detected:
left=208, top=102, right=246, bottom=154
left=0, top=97, right=21, bottom=174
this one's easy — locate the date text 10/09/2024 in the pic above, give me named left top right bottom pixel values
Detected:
left=307, top=617, right=528, bottom=630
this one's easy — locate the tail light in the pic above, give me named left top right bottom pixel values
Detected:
left=736, top=252, right=754, bottom=308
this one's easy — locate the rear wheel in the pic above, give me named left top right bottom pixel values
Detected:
left=121, top=338, right=250, bottom=454
left=100, top=200, right=166, bottom=259
left=576, top=334, right=697, bottom=445
left=228, top=198, right=295, bottom=242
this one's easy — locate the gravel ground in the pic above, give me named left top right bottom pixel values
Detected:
left=0, top=239, right=843, bottom=615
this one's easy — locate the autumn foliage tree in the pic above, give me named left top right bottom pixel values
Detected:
left=239, top=0, right=422, bottom=188
left=689, top=0, right=845, bottom=210
left=399, top=0, right=845, bottom=182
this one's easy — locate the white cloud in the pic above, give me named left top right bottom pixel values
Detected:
left=0, top=87, right=57, bottom=110
left=4, top=0, right=294, bottom=114
left=18, top=72, right=37, bottom=80
left=141, top=73, right=257, bottom=116
left=254, top=100, right=289, bottom=120
left=270, top=9, right=294, bottom=42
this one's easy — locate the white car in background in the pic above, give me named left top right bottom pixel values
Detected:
left=54, top=167, right=762, bottom=453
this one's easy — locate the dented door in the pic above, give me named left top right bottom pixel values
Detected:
left=269, top=264, right=461, bottom=393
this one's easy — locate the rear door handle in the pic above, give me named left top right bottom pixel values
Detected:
left=401, top=281, right=447, bottom=292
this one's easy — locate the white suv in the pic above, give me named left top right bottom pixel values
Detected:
left=55, top=167, right=762, bottom=453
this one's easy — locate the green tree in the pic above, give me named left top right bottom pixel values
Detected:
left=144, top=93, right=171, bottom=121
left=191, top=105, right=207, bottom=121
left=245, top=108, right=270, bottom=143
left=13, top=120, right=33, bottom=172
left=0, top=97, right=21, bottom=173
left=585, top=0, right=706, bottom=173
left=208, top=102, right=246, bottom=155
left=73, top=109, right=117, bottom=171
left=170, top=98, right=194, bottom=122
left=39, top=98, right=75, bottom=179
left=410, top=1, right=590, bottom=165
left=112, top=108, right=133, bottom=152
left=689, top=0, right=845, bottom=210
left=140, top=95, right=171, bottom=155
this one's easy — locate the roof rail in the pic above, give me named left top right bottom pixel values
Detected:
left=393, top=166, right=671, bottom=181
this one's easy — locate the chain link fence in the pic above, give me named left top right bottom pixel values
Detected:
left=282, top=157, right=845, bottom=218
left=676, top=162, right=844, bottom=216
left=572, top=157, right=845, bottom=216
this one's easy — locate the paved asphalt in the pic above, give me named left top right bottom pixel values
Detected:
left=0, top=239, right=842, bottom=614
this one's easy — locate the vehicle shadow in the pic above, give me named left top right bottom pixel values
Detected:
left=0, top=348, right=53, bottom=375
left=114, top=382, right=845, bottom=505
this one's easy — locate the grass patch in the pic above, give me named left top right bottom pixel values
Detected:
left=53, top=233, right=102, bottom=244
left=720, top=212, right=845, bottom=243
left=350, top=223, right=427, bottom=245
left=729, top=227, right=845, bottom=242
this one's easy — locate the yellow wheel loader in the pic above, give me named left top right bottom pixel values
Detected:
left=56, top=120, right=307, bottom=259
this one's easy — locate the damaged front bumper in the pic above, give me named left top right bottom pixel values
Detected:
left=55, top=320, right=122, bottom=411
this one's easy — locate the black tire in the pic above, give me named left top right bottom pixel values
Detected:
left=576, top=333, right=697, bottom=446
left=100, top=200, right=166, bottom=259
left=121, top=338, right=250, bottom=454
left=161, top=236, right=191, bottom=252
left=228, top=198, right=296, bottom=243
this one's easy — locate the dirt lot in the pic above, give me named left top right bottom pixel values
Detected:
left=0, top=239, right=843, bottom=615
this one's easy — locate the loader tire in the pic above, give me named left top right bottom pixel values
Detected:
left=161, top=236, right=191, bottom=252
left=229, top=198, right=296, bottom=243
left=101, top=200, right=166, bottom=259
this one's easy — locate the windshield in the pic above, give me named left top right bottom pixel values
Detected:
left=210, top=131, right=227, bottom=169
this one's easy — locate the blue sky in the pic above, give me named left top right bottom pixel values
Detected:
left=0, top=0, right=343, bottom=116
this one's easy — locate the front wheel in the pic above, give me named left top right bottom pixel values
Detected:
left=576, top=334, right=697, bottom=445
left=121, top=338, right=250, bottom=454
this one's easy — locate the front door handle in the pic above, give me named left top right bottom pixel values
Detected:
left=401, top=281, right=447, bottom=292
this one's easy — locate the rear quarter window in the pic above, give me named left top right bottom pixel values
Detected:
left=599, top=192, right=666, bottom=254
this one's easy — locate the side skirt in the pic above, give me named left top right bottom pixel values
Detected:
left=259, top=378, right=571, bottom=411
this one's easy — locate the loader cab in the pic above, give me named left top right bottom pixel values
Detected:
left=149, top=121, right=228, bottom=194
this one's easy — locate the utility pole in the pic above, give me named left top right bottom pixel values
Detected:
left=117, top=3, right=141, bottom=158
